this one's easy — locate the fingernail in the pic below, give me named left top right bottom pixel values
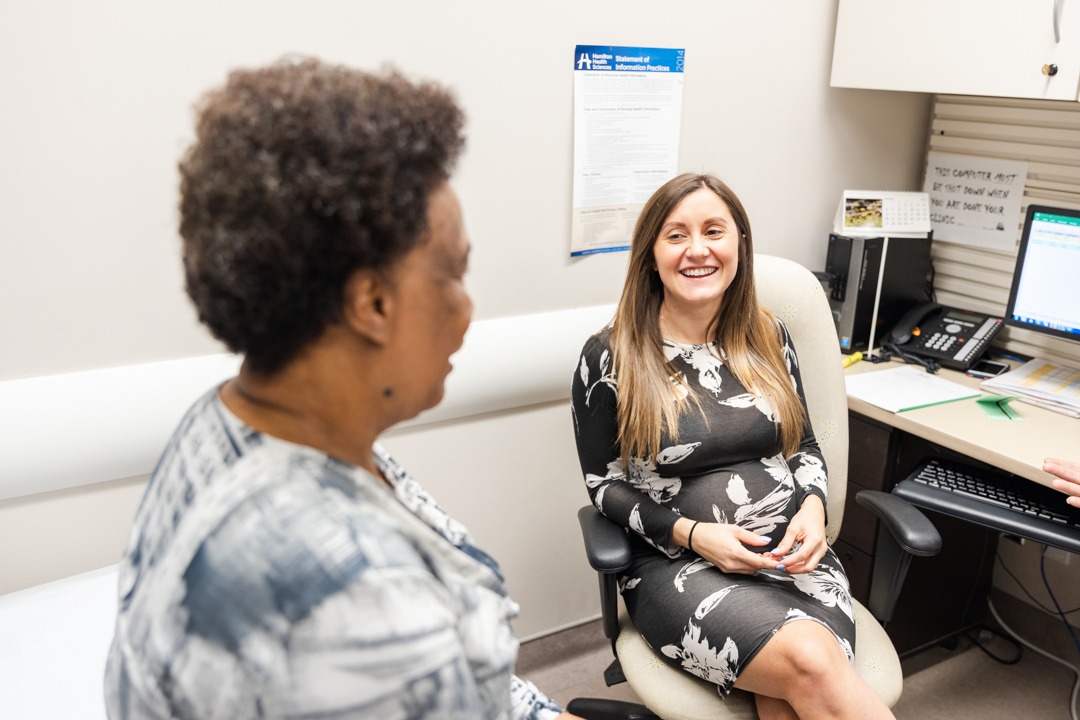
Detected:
left=775, top=564, right=786, bottom=572
left=758, top=536, right=771, bottom=542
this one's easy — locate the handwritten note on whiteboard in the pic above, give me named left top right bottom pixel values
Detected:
left=923, top=152, right=1028, bottom=251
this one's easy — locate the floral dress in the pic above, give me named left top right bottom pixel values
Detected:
left=570, top=322, right=855, bottom=696
left=105, top=388, right=562, bottom=720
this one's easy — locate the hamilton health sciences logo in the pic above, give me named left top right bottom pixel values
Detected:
left=577, top=52, right=591, bottom=70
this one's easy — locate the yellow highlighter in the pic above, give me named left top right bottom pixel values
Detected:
left=841, top=351, right=863, bottom=369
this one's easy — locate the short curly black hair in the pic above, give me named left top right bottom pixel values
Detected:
left=179, top=57, right=465, bottom=374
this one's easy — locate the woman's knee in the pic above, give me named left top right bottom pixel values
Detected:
left=769, top=621, right=847, bottom=685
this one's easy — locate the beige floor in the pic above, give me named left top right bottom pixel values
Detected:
left=517, top=592, right=1079, bottom=719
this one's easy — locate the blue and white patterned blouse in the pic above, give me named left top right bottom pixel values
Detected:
left=105, top=388, right=562, bottom=720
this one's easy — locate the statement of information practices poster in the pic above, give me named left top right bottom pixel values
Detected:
left=923, top=151, right=1028, bottom=252
left=570, top=44, right=685, bottom=257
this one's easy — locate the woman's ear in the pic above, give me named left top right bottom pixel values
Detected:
left=342, top=269, right=391, bottom=346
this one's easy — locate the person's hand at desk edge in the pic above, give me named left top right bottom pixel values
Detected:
left=1044, top=457, right=1080, bottom=509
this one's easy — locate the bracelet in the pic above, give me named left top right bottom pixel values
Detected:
left=687, top=521, right=701, bottom=553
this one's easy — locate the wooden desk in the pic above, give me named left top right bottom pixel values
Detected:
left=845, top=359, right=1077, bottom=489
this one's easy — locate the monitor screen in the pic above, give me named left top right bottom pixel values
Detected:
left=1004, top=205, right=1080, bottom=343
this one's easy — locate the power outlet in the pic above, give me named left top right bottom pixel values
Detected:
left=1045, top=546, right=1073, bottom=565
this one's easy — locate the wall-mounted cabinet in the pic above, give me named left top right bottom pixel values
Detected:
left=831, top=0, right=1080, bottom=101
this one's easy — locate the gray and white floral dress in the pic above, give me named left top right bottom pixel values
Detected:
left=570, top=321, right=855, bottom=696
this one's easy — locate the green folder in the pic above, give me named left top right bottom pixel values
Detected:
left=976, top=394, right=1022, bottom=421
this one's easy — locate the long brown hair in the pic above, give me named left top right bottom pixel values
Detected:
left=610, top=173, right=805, bottom=461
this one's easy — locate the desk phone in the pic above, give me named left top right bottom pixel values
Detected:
left=884, top=303, right=1003, bottom=371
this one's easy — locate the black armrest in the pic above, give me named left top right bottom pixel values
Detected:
left=856, top=490, right=942, bottom=556
left=577, top=506, right=632, bottom=574
left=567, top=698, right=659, bottom=720
left=855, top=490, right=942, bottom=623
left=577, top=505, right=632, bottom=652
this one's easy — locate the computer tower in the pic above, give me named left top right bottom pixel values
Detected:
left=824, top=233, right=933, bottom=354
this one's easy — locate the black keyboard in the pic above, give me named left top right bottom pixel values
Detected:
left=893, top=457, right=1080, bottom=554
left=914, top=459, right=1079, bottom=526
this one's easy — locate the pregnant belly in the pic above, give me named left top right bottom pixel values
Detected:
left=677, top=460, right=797, bottom=538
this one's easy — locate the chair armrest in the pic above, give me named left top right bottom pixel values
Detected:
left=577, top=506, right=633, bottom=574
left=577, top=506, right=632, bottom=649
left=566, top=697, right=659, bottom=720
left=855, top=490, right=942, bottom=623
left=855, top=490, right=942, bottom=557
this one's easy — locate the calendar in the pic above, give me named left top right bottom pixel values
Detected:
left=834, top=190, right=931, bottom=237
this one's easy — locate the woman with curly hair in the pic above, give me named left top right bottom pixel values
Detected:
left=105, top=58, right=575, bottom=720
left=571, top=173, right=894, bottom=719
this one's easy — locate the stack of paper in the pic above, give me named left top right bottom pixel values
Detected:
left=845, top=366, right=980, bottom=413
left=980, top=358, right=1080, bottom=419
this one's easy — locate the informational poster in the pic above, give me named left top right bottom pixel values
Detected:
left=570, top=44, right=685, bottom=257
left=923, top=152, right=1028, bottom=251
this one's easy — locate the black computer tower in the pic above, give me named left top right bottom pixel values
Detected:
left=824, top=233, right=933, bottom=354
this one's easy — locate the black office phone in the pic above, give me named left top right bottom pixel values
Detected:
left=882, top=302, right=1003, bottom=371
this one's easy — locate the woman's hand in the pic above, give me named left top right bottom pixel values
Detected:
left=767, top=495, right=828, bottom=574
left=1045, top=457, right=1080, bottom=508
left=674, top=517, right=776, bottom=574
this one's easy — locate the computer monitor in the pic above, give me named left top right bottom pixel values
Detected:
left=1004, top=205, right=1080, bottom=344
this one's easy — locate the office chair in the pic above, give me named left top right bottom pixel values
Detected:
left=568, top=254, right=942, bottom=720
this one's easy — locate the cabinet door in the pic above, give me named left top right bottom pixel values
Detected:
left=831, top=0, right=1080, bottom=101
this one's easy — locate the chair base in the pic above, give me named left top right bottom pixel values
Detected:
left=604, top=657, right=627, bottom=687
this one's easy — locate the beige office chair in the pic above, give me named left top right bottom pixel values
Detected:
left=569, top=254, right=941, bottom=720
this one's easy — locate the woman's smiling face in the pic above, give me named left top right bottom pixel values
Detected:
left=652, top=185, right=740, bottom=316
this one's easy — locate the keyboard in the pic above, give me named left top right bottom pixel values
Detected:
left=893, top=457, right=1080, bottom=554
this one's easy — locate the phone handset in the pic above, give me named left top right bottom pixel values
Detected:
left=883, top=302, right=943, bottom=345
left=871, top=302, right=944, bottom=373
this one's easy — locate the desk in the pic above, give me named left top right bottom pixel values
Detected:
left=845, top=359, right=1076, bottom=488
left=840, top=358, right=1078, bottom=655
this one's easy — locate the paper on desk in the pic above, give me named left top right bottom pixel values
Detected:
left=845, top=366, right=980, bottom=413
left=980, top=358, right=1080, bottom=418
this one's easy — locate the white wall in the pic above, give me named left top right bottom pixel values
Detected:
left=0, top=1, right=931, bottom=638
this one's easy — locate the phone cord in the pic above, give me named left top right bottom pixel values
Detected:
left=869, top=343, right=942, bottom=374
